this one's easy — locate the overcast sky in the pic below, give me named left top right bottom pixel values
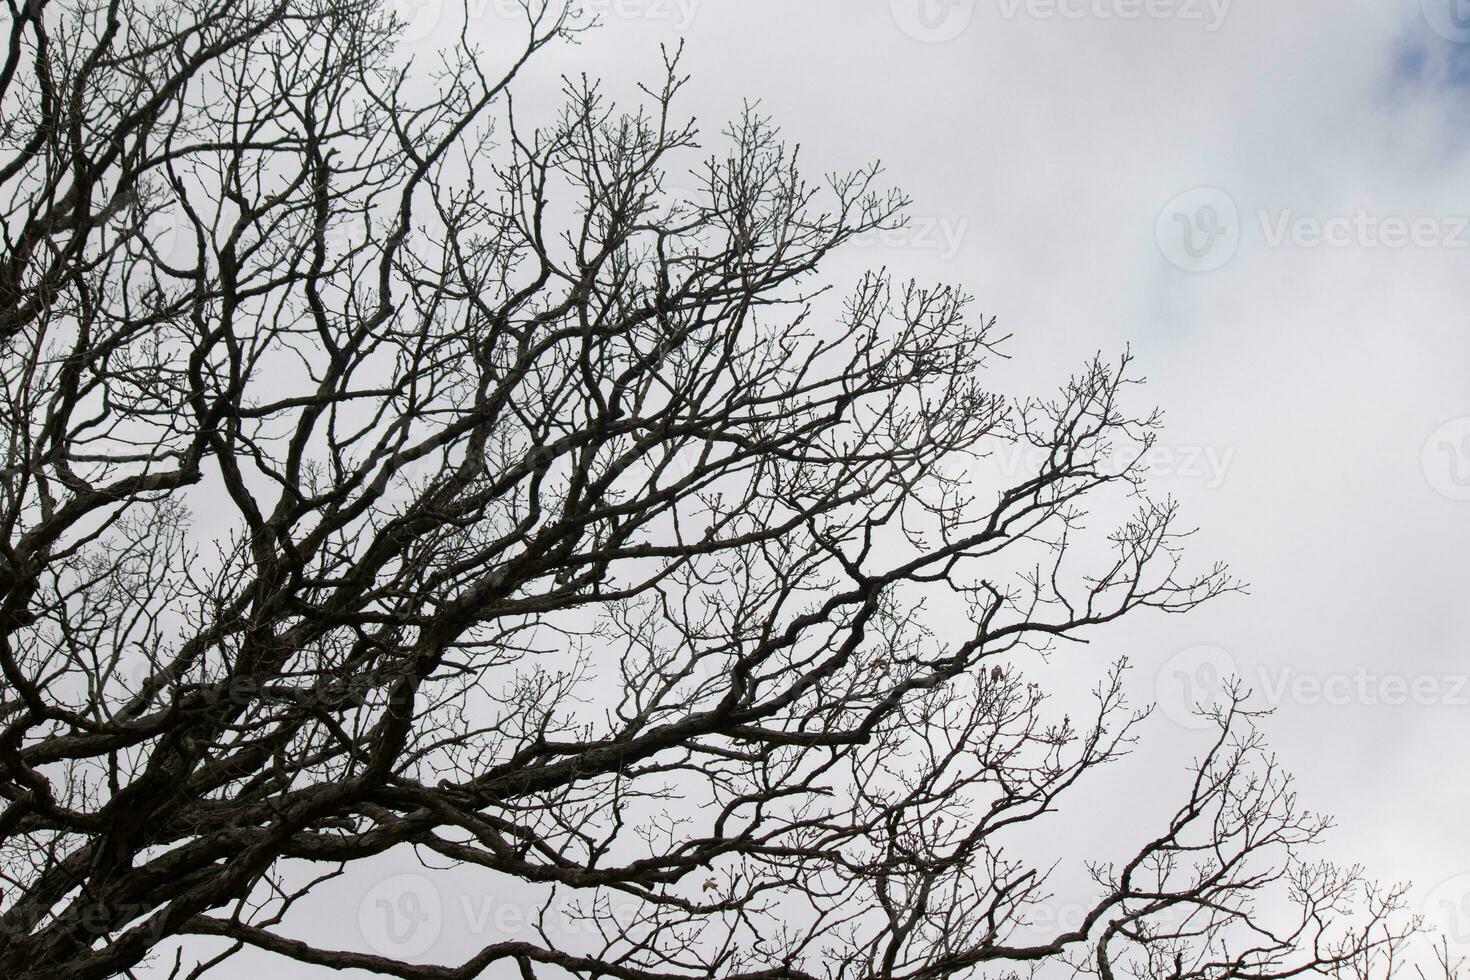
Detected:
left=232, top=1, right=1470, bottom=971
left=532, top=0, right=1470, bottom=944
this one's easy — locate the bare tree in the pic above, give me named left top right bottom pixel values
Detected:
left=0, top=1, right=1424, bottom=977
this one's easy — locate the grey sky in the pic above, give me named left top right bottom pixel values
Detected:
left=188, top=1, right=1470, bottom=972
left=463, top=0, right=1470, bottom=950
